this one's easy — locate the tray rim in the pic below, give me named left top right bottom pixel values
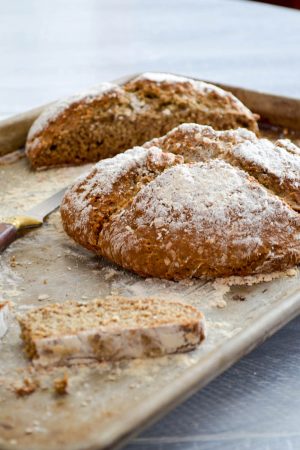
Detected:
left=1, top=72, right=300, bottom=450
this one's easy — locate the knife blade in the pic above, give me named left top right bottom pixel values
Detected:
left=0, top=186, right=67, bottom=253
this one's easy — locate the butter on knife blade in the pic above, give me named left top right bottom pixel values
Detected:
left=0, top=186, right=67, bottom=253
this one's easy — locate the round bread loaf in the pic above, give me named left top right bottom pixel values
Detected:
left=26, top=73, right=258, bottom=169
left=60, top=124, right=300, bottom=280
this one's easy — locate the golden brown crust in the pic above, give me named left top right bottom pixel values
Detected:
left=61, top=123, right=300, bottom=280
left=25, top=73, right=258, bottom=169
left=60, top=146, right=183, bottom=251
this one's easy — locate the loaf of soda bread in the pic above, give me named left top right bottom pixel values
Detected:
left=18, top=297, right=205, bottom=366
left=25, top=73, right=258, bottom=169
left=60, top=125, right=300, bottom=280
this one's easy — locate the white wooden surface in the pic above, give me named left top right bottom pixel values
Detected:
left=0, top=0, right=300, bottom=449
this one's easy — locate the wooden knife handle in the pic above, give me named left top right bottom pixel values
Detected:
left=0, top=223, right=18, bottom=252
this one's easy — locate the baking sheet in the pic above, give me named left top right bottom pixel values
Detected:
left=0, top=75, right=300, bottom=450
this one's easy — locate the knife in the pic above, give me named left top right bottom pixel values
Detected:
left=0, top=187, right=67, bottom=253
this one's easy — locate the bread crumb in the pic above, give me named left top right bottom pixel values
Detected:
left=208, top=321, right=229, bottom=329
left=232, top=294, right=246, bottom=301
left=216, top=299, right=227, bottom=309
left=53, top=373, right=69, bottom=395
left=110, top=290, right=120, bottom=295
left=10, top=256, right=17, bottom=268
left=80, top=400, right=88, bottom=407
left=38, top=294, right=49, bottom=301
left=283, top=127, right=289, bottom=136
left=107, top=374, right=117, bottom=381
left=14, top=377, right=40, bottom=397
left=104, top=268, right=118, bottom=280
left=129, top=383, right=138, bottom=389
left=286, top=268, right=298, bottom=277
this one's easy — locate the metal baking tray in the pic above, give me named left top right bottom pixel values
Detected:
left=0, top=74, right=300, bottom=450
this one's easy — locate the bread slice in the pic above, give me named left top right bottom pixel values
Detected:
left=18, top=297, right=205, bottom=366
left=25, top=72, right=258, bottom=169
left=0, top=302, right=9, bottom=339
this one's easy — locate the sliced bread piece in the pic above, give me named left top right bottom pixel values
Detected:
left=25, top=72, right=258, bottom=169
left=18, top=296, right=205, bottom=366
left=0, top=302, right=10, bottom=339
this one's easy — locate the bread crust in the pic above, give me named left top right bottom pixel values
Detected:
left=61, top=146, right=183, bottom=251
left=25, top=73, right=258, bottom=169
left=61, top=125, right=300, bottom=280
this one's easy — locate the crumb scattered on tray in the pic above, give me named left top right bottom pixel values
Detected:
left=38, top=294, right=50, bottom=301
left=14, top=377, right=40, bottom=397
left=53, top=373, right=69, bottom=395
left=215, top=299, right=227, bottom=309
left=103, top=268, right=118, bottom=281
left=232, top=294, right=246, bottom=301
left=10, top=256, right=17, bottom=268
